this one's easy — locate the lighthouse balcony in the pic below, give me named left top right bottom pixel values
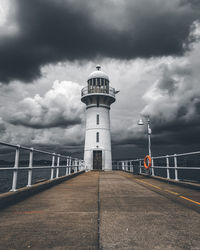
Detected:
left=81, top=86, right=116, bottom=98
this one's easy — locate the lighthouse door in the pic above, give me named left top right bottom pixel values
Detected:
left=93, top=150, right=102, bottom=170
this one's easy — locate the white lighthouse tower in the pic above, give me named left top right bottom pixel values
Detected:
left=81, top=65, right=117, bottom=171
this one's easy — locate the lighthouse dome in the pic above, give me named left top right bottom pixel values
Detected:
left=88, top=65, right=109, bottom=81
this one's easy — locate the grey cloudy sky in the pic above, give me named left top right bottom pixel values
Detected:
left=0, top=0, right=200, bottom=159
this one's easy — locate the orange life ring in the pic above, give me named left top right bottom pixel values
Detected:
left=144, top=155, right=152, bottom=169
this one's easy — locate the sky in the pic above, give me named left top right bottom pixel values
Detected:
left=0, top=0, right=200, bottom=160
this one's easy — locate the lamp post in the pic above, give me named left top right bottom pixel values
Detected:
left=138, top=116, right=152, bottom=157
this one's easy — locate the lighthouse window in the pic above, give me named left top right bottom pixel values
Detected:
left=96, top=132, right=99, bottom=142
left=97, top=114, right=99, bottom=125
left=97, top=78, right=100, bottom=86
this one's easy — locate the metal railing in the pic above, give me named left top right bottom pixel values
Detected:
left=112, top=151, right=200, bottom=182
left=0, top=141, right=85, bottom=193
left=81, top=86, right=116, bottom=98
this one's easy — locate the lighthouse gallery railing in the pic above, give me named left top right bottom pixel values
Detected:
left=81, top=86, right=116, bottom=97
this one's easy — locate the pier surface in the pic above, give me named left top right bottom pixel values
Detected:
left=0, top=171, right=200, bottom=249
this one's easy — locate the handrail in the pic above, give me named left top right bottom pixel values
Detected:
left=152, top=150, right=200, bottom=159
left=112, top=150, right=200, bottom=182
left=0, top=141, right=86, bottom=193
left=0, top=141, right=78, bottom=160
left=114, top=150, right=200, bottom=162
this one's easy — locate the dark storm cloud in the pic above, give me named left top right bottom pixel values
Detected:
left=181, top=0, right=200, bottom=7
left=111, top=28, right=200, bottom=156
left=112, top=118, right=200, bottom=156
left=9, top=116, right=82, bottom=129
left=140, top=44, right=200, bottom=149
left=0, top=0, right=200, bottom=83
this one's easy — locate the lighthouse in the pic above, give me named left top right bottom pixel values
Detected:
left=81, top=65, right=117, bottom=171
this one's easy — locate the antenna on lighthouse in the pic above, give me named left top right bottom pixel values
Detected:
left=96, top=65, right=101, bottom=71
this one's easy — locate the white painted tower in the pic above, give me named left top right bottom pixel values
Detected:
left=81, top=65, right=117, bottom=171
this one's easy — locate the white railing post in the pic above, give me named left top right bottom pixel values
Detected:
left=65, top=157, right=69, bottom=176
left=174, top=154, right=178, bottom=181
left=83, top=160, right=85, bottom=171
left=10, top=145, right=20, bottom=191
left=56, top=154, right=60, bottom=178
left=78, top=160, right=81, bottom=171
left=81, top=160, right=83, bottom=171
left=166, top=155, right=170, bottom=179
left=151, top=157, right=154, bottom=176
left=72, top=158, right=74, bottom=173
left=76, top=159, right=78, bottom=172
left=27, top=148, right=33, bottom=187
left=75, top=159, right=77, bottom=172
left=50, top=153, right=55, bottom=180
left=139, top=160, right=142, bottom=174
left=68, top=157, right=71, bottom=175
left=74, top=159, right=77, bottom=173
left=78, top=160, right=80, bottom=172
left=79, top=160, right=81, bottom=171
left=71, top=159, right=73, bottom=173
left=75, top=159, right=77, bottom=173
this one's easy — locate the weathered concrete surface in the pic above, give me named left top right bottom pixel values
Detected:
left=99, top=171, right=200, bottom=250
left=0, top=171, right=200, bottom=250
left=140, top=173, right=200, bottom=190
left=0, top=171, right=99, bottom=250
left=0, top=171, right=85, bottom=210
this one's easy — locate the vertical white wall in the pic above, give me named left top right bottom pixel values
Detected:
left=84, top=106, right=112, bottom=170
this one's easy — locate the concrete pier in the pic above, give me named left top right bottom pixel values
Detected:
left=0, top=171, right=200, bottom=249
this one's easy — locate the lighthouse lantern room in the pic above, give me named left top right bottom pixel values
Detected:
left=81, top=65, right=117, bottom=171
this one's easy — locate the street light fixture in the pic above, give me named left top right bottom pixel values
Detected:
left=137, top=116, right=152, bottom=157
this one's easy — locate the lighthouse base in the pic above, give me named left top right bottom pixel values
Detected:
left=84, top=149, right=112, bottom=171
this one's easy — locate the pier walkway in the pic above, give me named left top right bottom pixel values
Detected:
left=0, top=171, right=200, bottom=249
